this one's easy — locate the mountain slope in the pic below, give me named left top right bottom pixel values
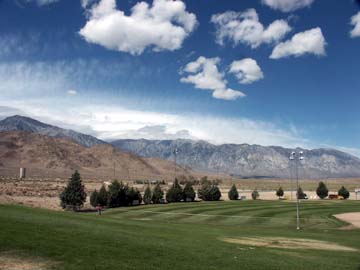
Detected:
left=111, top=139, right=360, bottom=178
left=0, top=131, right=190, bottom=180
left=0, top=115, right=104, bottom=147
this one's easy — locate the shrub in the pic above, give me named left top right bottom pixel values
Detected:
left=251, top=190, right=259, bottom=200
left=183, top=182, right=196, bottom=202
left=166, top=179, right=183, bottom=203
left=228, top=184, right=239, bottom=200
left=338, top=186, right=350, bottom=199
left=276, top=187, right=284, bottom=199
left=198, top=182, right=221, bottom=201
left=60, top=171, right=87, bottom=210
left=143, top=185, right=152, bottom=205
left=90, top=190, right=98, bottom=207
left=297, top=186, right=306, bottom=199
left=152, top=183, right=164, bottom=204
left=316, top=181, right=329, bottom=199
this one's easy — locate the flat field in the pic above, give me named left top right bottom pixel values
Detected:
left=1, top=200, right=360, bottom=270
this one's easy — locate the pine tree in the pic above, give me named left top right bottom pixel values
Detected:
left=152, top=183, right=164, bottom=204
left=338, top=186, right=350, bottom=199
left=143, top=185, right=152, bottom=205
left=251, top=189, right=259, bottom=200
left=228, top=184, right=239, bottom=200
left=316, top=181, right=329, bottom=199
left=183, top=182, right=196, bottom=202
left=60, top=171, right=87, bottom=210
left=297, top=186, right=306, bottom=199
left=90, top=190, right=98, bottom=207
left=166, top=178, right=183, bottom=203
left=276, top=187, right=284, bottom=199
left=198, top=182, right=221, bottom=201
left=97, top=184, right=108, bottom=207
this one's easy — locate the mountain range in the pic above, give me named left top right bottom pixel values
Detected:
left=1, top=115, right=360, bottom=179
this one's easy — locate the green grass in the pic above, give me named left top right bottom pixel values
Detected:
left=1, top=200, right=360, bottom=270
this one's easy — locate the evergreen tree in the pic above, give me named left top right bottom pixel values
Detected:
left=152, top=183, right=164, bottom=204
left=127, top=187, right=142, bottom=205
left=297, top=186, right=306, bottom=199
left=276, top=187, right=284, bottom=199
left=251, top=189, right=259, bottom=200
left=90, top=190, right=98, bottom=207
left=198, top=182, right=221, bottom=201
left=97, top=184, right=108, bottom=207
left=338, top=186, right=350, bottom=199
left=228, top=184, right=239, bottom=200
left=60, top=171, right=87, bottom=210
left=316, top=181, right=329, bottom=199
left=166, top=178, right=183, bottom=203
left=183, top=182, right=196, bottom=202
left=143, top=185, right=152, bottom=205
left=107, top=181, right=128, bottom=207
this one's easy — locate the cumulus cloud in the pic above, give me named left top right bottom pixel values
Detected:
left=180, top=56, right=245, bottom=100
left=262, top=0, right=314, bottom=12
left=211, top=9, right=291, bottom=48
left=79, top=0, right=197, bottom=55
left=229, top=58, right=264, bottom=84
left=350, top=12, right=360, bottom=38
left=270, top=27, right=326, bottom=59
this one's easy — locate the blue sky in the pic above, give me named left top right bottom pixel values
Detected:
left=0, top=0, right=359, bottom=156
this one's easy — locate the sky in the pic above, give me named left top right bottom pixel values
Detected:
left=0, top=0, right=359, bottom=156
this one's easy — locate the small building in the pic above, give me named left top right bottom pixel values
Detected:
left=355, top=188, right=360, bottom=200
left=19, top=168, right=26, bottom=179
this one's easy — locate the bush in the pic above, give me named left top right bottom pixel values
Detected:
left=198, top=182, right=221, bottom=201
left=338, top=186, right=350, bottom=199
left=60, top=171, right=87, bottom=210
left=297, top=186, right=307, bottom=199
left=251, top=190, right=259, bottom=200
left=143, top=185, right=152, bottom=205
left=228, top=184, right=239, bottom=200
left=166, top=179, right=183, bottom=203
left=152, top=183, right=164, bottom=204
left=276, top=187, right=284, bottom=199
left=316, top=181, right=329, bottom=199
left=183, top=182, right=196, bottom=202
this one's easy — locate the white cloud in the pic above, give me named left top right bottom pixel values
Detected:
left=270, top=27, right=326, bottom=59
left=262, top=0, right=314, bottom=12
left=180, top=56, right=245, bottom=100
left=0, top=99, right=309, bottom=148
left=26, top=0, right=59, bottom=6
left=229, top=58, right=264, bottom=84
left=211, top=9, right=291, bottom=48
left=67, top=90, right=77, bottom=96
left=79, top=0, right=197, bottom=55
left=350, top=12, right=360, bottom=38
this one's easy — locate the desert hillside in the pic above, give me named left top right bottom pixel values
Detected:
left=0, top=131, right=191, bottom=180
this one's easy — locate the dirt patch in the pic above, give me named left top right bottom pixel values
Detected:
left=0, top=252, right=53, bottom=270
left=222, top=237, right=358, bottom=252
left=334, top=212, right=360, bottom=229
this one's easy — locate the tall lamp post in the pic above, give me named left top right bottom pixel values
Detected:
left=289, top=150, right=304, bottom=230
left=173, top=148, right=178, bottom=181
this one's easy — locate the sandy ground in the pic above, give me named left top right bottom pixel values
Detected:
left=222, top=237, right=358, bottom=252
left=0, top=252, right=53, bottom=270
left=334, top=212, right=360, bottom=229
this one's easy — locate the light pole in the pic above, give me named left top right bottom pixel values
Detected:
left=173, top=148, right=178, bottom=181
left=290, top=150, right=304, bottom=230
